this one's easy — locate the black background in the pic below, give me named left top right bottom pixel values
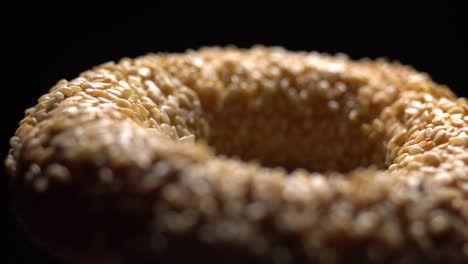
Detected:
left=3, top=22, right=467, bottom=263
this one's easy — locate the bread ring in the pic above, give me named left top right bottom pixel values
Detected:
left=6, top=47, right=468, bottom=263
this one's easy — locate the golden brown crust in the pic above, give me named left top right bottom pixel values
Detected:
left=6, top=46, right=468, bottom=263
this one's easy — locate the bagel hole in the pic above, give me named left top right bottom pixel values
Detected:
left=198, top=83, right=388, bottom=174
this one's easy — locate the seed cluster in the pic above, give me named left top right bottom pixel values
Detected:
left=6, top=46, right=468, bottom=263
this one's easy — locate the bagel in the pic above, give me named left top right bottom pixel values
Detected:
left=6, top=46, right=468, bottom=263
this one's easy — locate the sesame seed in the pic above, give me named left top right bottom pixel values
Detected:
left=409, top=146, right=424, bottom=155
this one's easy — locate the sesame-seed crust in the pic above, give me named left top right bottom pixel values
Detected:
left=6, top=46, right=468, bottom=263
